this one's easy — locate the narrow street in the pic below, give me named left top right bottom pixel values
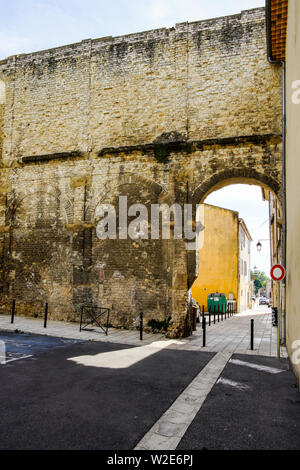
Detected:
left=1, top=0, right=300, bottom=457
left=183, top=302, right=286, bottom=358
left=0, top=302, right=298, bottom=450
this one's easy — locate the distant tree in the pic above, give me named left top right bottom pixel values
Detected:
left=254, top=278, right=262, bottom=292
left=252, top=270, right=270, bottom=294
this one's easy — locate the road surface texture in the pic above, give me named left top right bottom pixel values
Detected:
left=178, top=353, right=300, bottom=450
left=0, top=333, right=214, bottom=450
left=0, top=303, right=299, bottom=450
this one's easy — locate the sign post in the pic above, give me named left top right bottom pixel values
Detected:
left=270, top=264, right=286, bottom=359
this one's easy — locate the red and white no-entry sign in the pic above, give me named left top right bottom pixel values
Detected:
left=270, top=264, right=286, bottom=282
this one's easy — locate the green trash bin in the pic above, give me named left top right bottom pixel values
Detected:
left=207, top=293, right=227, bottom=312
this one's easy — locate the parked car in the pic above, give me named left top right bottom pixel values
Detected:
left=251, top=295, right=256, bottom=301
left=259, top=296, right=268, bottom=305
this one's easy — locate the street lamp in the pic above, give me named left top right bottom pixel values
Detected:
left=256, top=239, right=270, bottom=252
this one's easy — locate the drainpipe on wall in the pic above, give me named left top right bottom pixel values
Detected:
left=281, top=61, right=287, bottom=345
left=266, top=0, right=287, bottom=346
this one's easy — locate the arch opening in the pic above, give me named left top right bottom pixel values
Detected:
left=192, top=170, right=281, bottom=207
left=190, top=178, right=281, bottom=320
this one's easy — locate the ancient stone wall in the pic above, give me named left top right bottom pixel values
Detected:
left=0, top=7, right=283, bottom=335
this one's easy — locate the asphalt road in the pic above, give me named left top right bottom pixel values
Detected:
left=178, top=353, right=300, bottom=450
left=1, top=331, right=300, bottom=451
left=0, top=331, right=83, bottom=363
left=0, top=331, right=214, bottom=450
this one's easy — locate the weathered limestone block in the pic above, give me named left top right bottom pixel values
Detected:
left=0, top=7, right=282, bottom=335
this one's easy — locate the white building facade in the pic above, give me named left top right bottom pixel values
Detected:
left=238, top=219, right=252, bottom=312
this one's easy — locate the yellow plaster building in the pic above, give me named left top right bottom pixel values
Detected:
left=192, top=204, right=252, bottom=312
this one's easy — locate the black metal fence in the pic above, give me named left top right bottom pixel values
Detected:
left=187, top=302, right=237, bottom=346
left=5, top=299, right=111, bottom=336
left=190, top=302, right=237, bottom=330
left=4, top=299, right=259, bottom=348
left=79, top=305, right=110, bottom=335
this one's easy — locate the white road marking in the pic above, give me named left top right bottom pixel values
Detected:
left=217, top=377, right=250, bottom=391
left=135, top=352, right=232, bottom=450
left=0, top=340, right=5, bottom=364
left=0, top=354, right=33, bottom=364
left=229, top=358, right=284, bottom=374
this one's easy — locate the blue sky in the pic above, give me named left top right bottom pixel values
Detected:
left=1, top=0, right=265, bottom=58
left=0, top=0, right=270, bottom=275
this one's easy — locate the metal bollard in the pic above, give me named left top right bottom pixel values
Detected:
left=44, top=302, right=48, bottom=328
left=209, top=308, right=211, bottom=327
left=11, top=299, right=16, bottom=324
left=218, top=305, right=220, bottom=323
left=192, top=306, right=197, bottom=331
left=251, top=319, right=254, bottom=350
left=140, top=311, right=143, bottom=341
left=80, top=306, right=83, bottom=332
left=203, top=317, right=206, bottom=347
left=225, top=305, right=227, bottom=320
left=202, top=305, right=205, bottom=329
left=214, top=305, right=216, bottom=324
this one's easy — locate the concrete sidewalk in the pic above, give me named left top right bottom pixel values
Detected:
left=0, top=304, right=287, bottom=357
left=0, top=313, right=165, bottom=346
left=181, top=305, right=287, bottom=358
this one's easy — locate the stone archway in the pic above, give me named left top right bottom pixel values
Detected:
left=167, top=164, right=283, bottom=337
left=192, top=169, right=281, bottom=206
left=180, top=168, right=281, bottom=283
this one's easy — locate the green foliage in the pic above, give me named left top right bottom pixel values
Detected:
left=252, top=270, right=270, bottom=293
left=254, top=278, right=262, bottom=292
